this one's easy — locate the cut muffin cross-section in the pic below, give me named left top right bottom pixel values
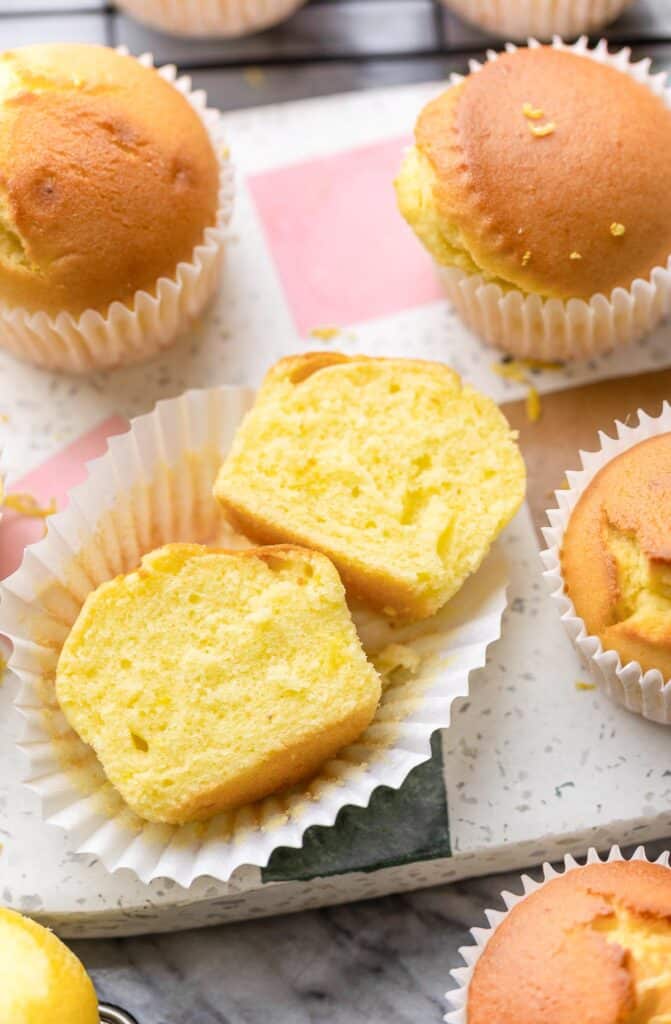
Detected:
left=55, top=543, right=382, bottom=825
left=214, top=352, right=525, bottom=621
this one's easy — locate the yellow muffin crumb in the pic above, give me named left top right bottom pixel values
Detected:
left=3, top=492, right=57, bottom=518
left=529, top=121, right=556, bottom=138
left=309, top=326, right=341, bottom=342
left=522, top=102, right=544, bottom=120
left=0, top=908, right=98, bottom=1023
left=521, top=250, right=532, bottom=266
left=526, top=386, right=541, bottom=423
left=56, top=542, right=381, bottom=824
left=610, top=222, right=627, bottom=237
left=570, top=252, right=582, bottom=260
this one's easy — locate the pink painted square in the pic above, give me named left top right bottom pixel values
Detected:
left=248, top=137, right=443, bottom=334
left=0, top=416, right=128, bottom=580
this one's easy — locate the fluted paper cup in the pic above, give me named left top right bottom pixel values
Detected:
left=541, top=404, right=671, bottom=724
left=115, top=0, right=308, bottom=37
left=1, top=387, right=508, bottom=886
left=0, top=52, right=234, bottom=375
left=441, top=0, right=633, bottom=41
left=433, top=38, right=671, bottom=361
left=445, top=845, right=668, bottom=1023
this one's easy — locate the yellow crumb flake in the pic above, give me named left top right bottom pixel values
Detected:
left=3, top=492, right=57, bottom=518
left=0, top=654, right=5, bottom=686
left=373, top=643, right=422, bottom=688
left=610, top=222, right=626, bottom=237
left=526, top=386, right=541, bottom=423
left=521, top=250, right=532, bottom=267
left=575, top=680, right=597, bottom=692
left=522, top=101, right=544, bottom=120
left=309, top=325, right=341, bottom=342
left=491, top=358, right=562, bottom=423
left=569, top=252, right=582, bottom=261
left=243, top=66, right=265, bottom=89
left=529, top=121, right=556, bottom=138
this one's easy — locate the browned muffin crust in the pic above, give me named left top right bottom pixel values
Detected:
left=0, top=44, right=219, bottom=316
left=416, top=47, right=671, bottom=299
left=561, top=432, right=671, bottom=678
left=468, top=860, right=671, bottom=1024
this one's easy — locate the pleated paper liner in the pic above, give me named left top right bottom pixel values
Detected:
left=115, top=0, right=308, bottom=37
left=444, top=844, right=669, bottom=1023
left=433, top=38, right=671, bottom=362
left=2, top=387, right=508, bottom=886
left=0, top=52, right=235, bottom=375
left=440, top=0, right=633, bottom=42
left=541, top=403, right=671, bottom=725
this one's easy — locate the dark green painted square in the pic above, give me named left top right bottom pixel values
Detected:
left=262, top=731, right=450, bottom=883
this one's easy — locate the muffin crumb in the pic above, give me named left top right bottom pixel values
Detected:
left=529, top=122, right=556, bottom=138
left=521, top=250, right=532, bottom=266
left=569, top=251, right=582, bottom=260
left=522, top=102, right=544, bottom=120
left=610, top=222, right=626, bottom=237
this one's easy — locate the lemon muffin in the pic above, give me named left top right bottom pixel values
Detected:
left=395, top=45, right=671, bottom=359
left=0, top=907, right=98, bottom=1023
left=464, top=859, right=671, bottom=1024
left=116, top=0, right=308, bottom=37
left=56, top=543, right=381, bottom=825
left=214, top=352, right=526, bottom=621
left=0, top=44, right=228, bottom=373
left=441, top=0, right=633, bottom=42
left=561, top=433, right=671, bottom=681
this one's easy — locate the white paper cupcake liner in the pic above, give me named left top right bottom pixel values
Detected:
left=0, top=52, right=235, bottom=375
left=444, top=844, right=668, bottom=1023
left=440, top=0, right=633, bottom=41
left=0, top=387, right=508, bottom=886
left=433, top=38, right=671, bottom=362
left=115, top=0, right=307, bottom=37
left=540, top=403, right=671, bottom=725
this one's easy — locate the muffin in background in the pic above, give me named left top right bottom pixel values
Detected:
left=0, top=44, right=232, bottom=373
left=562, top=433, right=671, bottom=680
left=395, top=43, right=671, bottom=361
left=451, top=856, right=671, bottom=1024
left=0, top=907, right=98, bottom=1023
left=115, top=0, right=308, bottom=37
left=441, top=0, right=633, bottom=42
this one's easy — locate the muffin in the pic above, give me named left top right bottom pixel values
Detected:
left=0, top=907, right=98, bottom=1023
left=115, top=0, right=308, bottom=37
left=55, top=543, right=381, bottom=825
left=562, top=433, right=671, bottom=680
left=0, top=44, right=232, bottom=373
left=454, top=857, right=671, bottom=1024
left=395, top=43, right=671, bottom=360
left=441, top=0, right=633, bottom=42
left=214, top=352, right=526, bottom=621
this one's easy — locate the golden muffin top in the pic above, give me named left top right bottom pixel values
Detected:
left=0, top=907, right=98, bottom=1023
left=396, top=47, right=671, bottom=300
left=468, top=860, right=671, bottom=1024
left=562, top=432, right=671, bottom=679
left=0, top=44, right=220, bottom=316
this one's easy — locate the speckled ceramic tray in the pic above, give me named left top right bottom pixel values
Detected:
left=3, top=79, right=671, bottom=938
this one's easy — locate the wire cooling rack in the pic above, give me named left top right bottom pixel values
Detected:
left=1, top=0, right=671, bottom=110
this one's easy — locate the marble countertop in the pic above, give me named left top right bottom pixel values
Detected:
left=71, top=840, right=671, bottom=1023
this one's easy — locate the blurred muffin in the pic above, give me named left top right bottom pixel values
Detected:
left=116, top=0, right=308, bottom=37
left=395, top=44, right=671, bottom=360
left=0, top=44, right=231, bottom=373
left=0, top=907, right=98, bottom=1023
left=441, top=0, right=633, bottom=42
left=214, top=352, right=525, bottom=621
left=561, top=433, right=671, bottom=680
left=464, top=859, right=671, bottom=1024
left=56, top=543, right=381, bottom=824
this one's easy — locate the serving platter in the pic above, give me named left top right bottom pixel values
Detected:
left=3, top=77, right=671, bottom=937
